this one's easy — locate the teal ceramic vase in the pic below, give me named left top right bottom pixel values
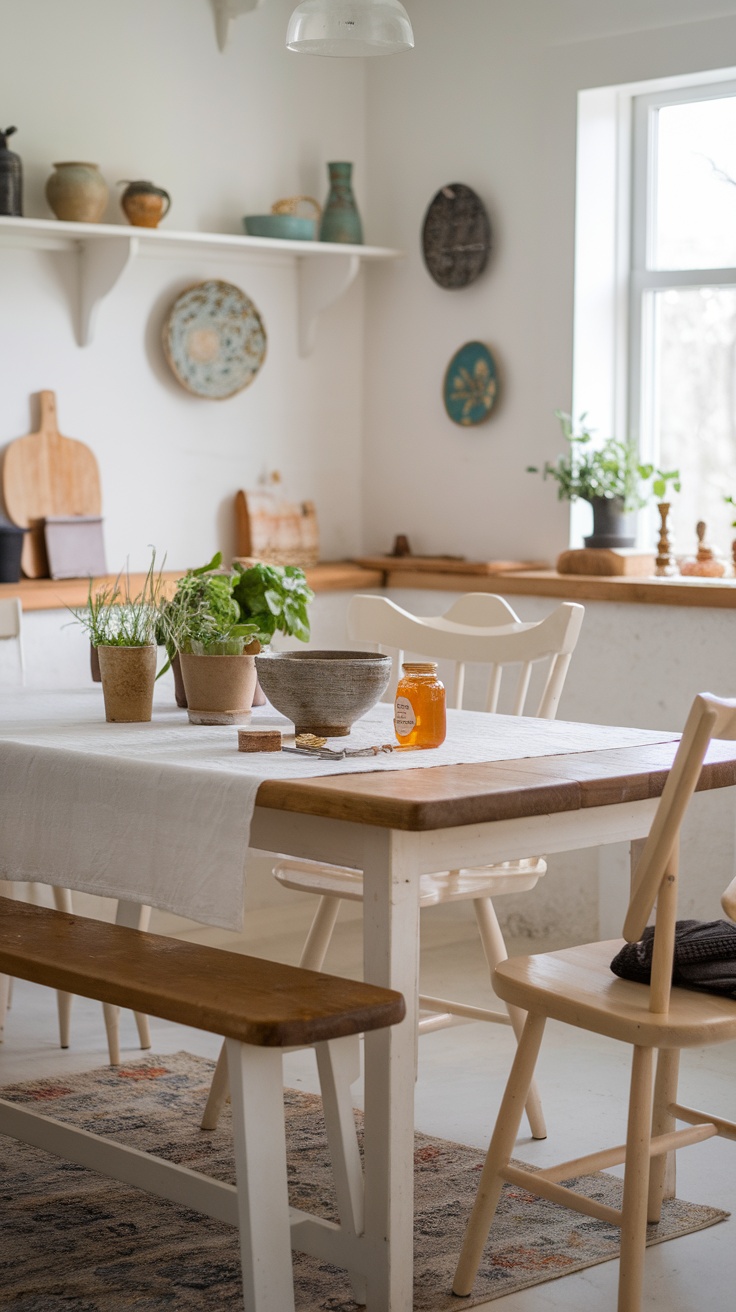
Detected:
left=319, top=162, right=363, bottom=245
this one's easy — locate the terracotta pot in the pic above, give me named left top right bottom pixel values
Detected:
left=171, top=651, right=187, bottom=708
left=97, top=645, right=157, bottom=723
left=179, top=652, right=257, bottom=726
left=46, top=162, right=108, bottom=223
left=119, top=179, right=171, bottom=228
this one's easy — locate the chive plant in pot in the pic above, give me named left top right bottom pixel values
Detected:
left=527, top=411, right=680, bottom=548
left=72, top=557, right=164, bottom=723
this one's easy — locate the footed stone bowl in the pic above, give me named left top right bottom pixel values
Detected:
left=255, top=650, right=392, bottom=737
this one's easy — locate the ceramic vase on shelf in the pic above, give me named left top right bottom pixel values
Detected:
left=118, top=179, right=171, bottom=228
left=46, top=162, right=109, bottom=223
left=97, top=645, right=157, bottom=723
left=0, top=126, right=22, bottom=216
left=319, top=162, right=363, bottom=245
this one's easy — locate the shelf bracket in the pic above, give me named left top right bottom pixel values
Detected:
left=77, top=236, right=137, bottom=347
left=211, top=0, right=267, bottom=51
left=297, top=251, right=361, bottom=357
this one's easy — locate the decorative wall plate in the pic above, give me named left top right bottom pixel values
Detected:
left=443, top=341, right=498, bottom=426
left=162, top=280, right=267, bottom=399
left=421, top=183, right=491, bottom=289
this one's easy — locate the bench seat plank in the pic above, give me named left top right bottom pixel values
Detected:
left=0, top=897, right=405, bottom=1047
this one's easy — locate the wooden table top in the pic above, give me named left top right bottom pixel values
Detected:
left=255, top=730, right=736, bottom=831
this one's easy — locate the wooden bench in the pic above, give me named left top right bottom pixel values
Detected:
left=0, top=896, right=405, bottom=1312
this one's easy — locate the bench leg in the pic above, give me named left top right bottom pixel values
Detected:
left=226, top=1039, right=296, bottom=1312
left=0, top=973, right=10, bottom=1042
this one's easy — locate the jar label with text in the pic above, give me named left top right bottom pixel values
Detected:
left=394, top=695, right=417, bottom=736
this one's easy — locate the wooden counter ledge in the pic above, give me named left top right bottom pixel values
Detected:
left=0, top=562, right=383, bottom=612
left=384, top=568, right=736, bottom=610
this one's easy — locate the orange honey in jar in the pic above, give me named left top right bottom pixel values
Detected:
left=394, top=662, right=446, bottom=748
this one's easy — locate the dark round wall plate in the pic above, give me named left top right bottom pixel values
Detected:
left=421, top=183, right=491, bottom=289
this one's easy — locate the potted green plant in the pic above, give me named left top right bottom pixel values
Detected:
left=527, top=411, right=680, bottom=547
left=158, top=554, right=260, bottom=725
left=71, top=555, right=164, bottom=723
left=159, top=555, right=315, bottom=720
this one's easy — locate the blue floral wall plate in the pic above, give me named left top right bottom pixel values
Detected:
left=162, top=280, right=267, bottom=400
left=443, top=341, right=498, bottom=426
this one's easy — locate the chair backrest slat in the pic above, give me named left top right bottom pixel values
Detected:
left=347, top=593, right=584, bottom=722
left=623, top=692, right=736, bottom=1015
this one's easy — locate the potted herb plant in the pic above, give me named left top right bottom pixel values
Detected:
left=159, top=554, right=260, bottom=725
left=72, top=555, right=164, bottom=723
left=527, top=411, right=680, bottom=547
left=162, top=551, right=314, bottom=718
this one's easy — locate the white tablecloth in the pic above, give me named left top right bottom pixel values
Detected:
left=0, top=689, right=673, bottom=930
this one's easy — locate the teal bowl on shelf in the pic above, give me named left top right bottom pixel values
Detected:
left=243, top=214, right=316, bottom=241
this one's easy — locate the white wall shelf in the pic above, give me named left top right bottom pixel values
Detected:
left=0, top=215, right=401, bottom=355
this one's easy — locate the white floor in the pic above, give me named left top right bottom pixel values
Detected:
left=1, top=900, right=734, bottom=1311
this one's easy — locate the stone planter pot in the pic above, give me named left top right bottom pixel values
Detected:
left=583, top=496, right=635, bottom=549
left=179, top=652, right=257, bottom=726
left=97, top=645, right=157, bottom=723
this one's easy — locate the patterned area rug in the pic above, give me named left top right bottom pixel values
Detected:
left=0, top=1052, right=727, bottom=1310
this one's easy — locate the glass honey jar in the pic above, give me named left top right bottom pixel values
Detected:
left=394, top=662, right=446, bottom=748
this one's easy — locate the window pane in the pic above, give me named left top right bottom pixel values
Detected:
left=654, top=96, right=736, bottom=269
left=652, top=286, right=736, bottom=557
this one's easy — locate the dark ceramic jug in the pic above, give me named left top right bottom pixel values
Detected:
left=119, top=179, right=171, bottom=228
left=0, top=126, right=22, bottom=217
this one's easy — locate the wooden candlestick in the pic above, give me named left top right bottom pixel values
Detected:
left=655, top=502, right=675, bottom=576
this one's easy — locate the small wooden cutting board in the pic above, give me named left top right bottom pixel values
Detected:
left=2, top=391, right=102, bottom=578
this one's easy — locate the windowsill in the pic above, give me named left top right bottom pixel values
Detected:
left=382, top=568, right=736, bottom=608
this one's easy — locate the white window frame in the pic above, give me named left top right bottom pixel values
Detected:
left=629, top=78, right=736, bottom=477
left=573, top=67, right=736, bottom=550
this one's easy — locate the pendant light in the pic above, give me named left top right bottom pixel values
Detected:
left=286, top=0, right=414, bottom=57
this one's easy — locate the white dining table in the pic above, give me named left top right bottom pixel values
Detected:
left=3, top=687, right=736, bottom=1309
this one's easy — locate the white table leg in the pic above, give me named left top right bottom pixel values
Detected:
left=226, top=1039, right=296, bottom=1312
left=361, top=828, right=420, bottom=1312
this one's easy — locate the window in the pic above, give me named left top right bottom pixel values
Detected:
left=630, top=80, right=736, bottom=555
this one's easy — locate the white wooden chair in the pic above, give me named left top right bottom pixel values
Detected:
left=0, top=597, right=149, bottom=1063
left=453, top=691, right=736, bottom=1312
left=0, top=597, right=24, bottom=682
left=201, top=592, right=585, bottom=1136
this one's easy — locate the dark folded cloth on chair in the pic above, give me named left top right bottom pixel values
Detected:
left=611, top=919, right=736, bottom=997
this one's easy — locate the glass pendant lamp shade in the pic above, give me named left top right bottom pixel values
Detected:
left=286, top=0, right=414, bottom=57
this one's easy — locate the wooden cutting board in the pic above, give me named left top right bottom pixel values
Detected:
left=2, top=391, right=102, bottom=578
left=235, top=488, right=319, bottom=567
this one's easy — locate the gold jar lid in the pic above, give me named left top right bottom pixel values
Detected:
left=401, top=662, right=438, bottom=673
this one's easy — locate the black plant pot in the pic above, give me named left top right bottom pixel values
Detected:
left=583, top=497, right=635, bottom=549
left=0, top=516, right=25, bottom=582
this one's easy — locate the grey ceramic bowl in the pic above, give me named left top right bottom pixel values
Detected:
left=255, top=650, right=392, bottom=737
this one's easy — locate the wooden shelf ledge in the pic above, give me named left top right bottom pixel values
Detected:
left=0, top=562, right=383, bottom=612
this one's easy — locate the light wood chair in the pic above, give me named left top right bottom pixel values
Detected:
left=453, top=691, right=736, bottom=1312
left=0, top=597, right=24, bottom=682
left=201, top=592, right=585, bottom=1136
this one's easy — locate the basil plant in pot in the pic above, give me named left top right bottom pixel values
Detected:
left=160, top=554, right=314, bottom=724
left=527, top=411, right=680, bottom=548
left=72, top=556, right=165, bottom=723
